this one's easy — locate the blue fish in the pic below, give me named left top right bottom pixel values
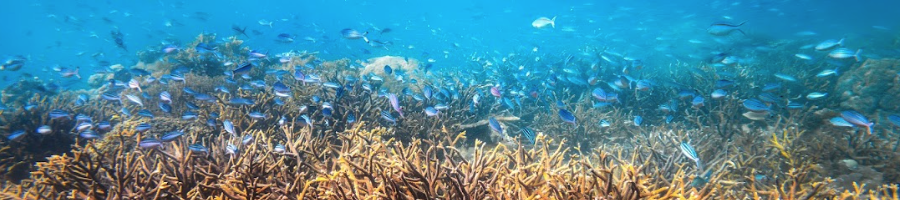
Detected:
left=97, top=121, right=112, bottom=131
left=223, top=120, right=236, bottom=135
left=248, top=111, right=267, bottom=119
left=424, top=107, right=439, bottom=117
left=715, top=79, right=734, bottom=88
left=841, top=111, right=874, bottom=135
left=7, top=130, right=26, bottom=141
left=136, top=123, right=152, bottom=132
left=185, top=102, right=200, bottom=110
left=558, top=109, right=576, bottom=125
left=346, top=113, right=356, bottom=124
left=139, top=138, right=162, bottom=149
left=232, top=63, right=253, bottom=77
left=160, top=130, right=184, bottom=142
left=229, top=98, right=255, bottom=105
left=158, top=102, right=172, bottom=113
left=79, top=130, right=102, bottom=139
left=829, top=117, right=855, bottom=127
left=242, top=134, right=253, bottom=146
left=691, top=96, right=704, bottom=107
left=182, top=111, right=199, bottom=120
left=488, top=117, right=502, bottom=134
left=889, top=114, right=900, bottom=127
left=273, top=81, right=291, bottom=97
left=381, top=111, right=397, bottom=124
left=742, top=99, right=770, bottom=112
left=634, top=116, right=643, bottom=126
left=49, top=109, right=70, bottom=119
left=137, top=109, right=154, bottom=118
left=188, top=143, right=208, bottom=154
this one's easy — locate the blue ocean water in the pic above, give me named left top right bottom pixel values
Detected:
left=2, top=0, right=898, bottom=84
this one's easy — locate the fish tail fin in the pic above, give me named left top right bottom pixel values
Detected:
left=363, top=36, right=369, bottom=43
left=737, top=29, right=746, bottom=36
left=550, top=16, right=557, bottom=28
left=854, top=49, right=862, bottom=62
left=737, top=21, right=747, bottom=27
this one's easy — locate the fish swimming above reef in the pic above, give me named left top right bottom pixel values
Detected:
left=707, top=21, right=745, bottom=36
left=341, top=28, right=369, bottom=43
left=232, top=25, right=249, bottom=37
left=532, top=16, right=556, bottom=28
left=1, top=55, right=26, bottom=71
left=110, top=29, right=127, bottom=51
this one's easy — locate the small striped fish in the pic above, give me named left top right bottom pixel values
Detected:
left=679, top=142, right=700, bottom=162
left=521, top=127, right=536, bottom=145
left=381, top=111, right=397, bottom=124
left=679, top=142, right=704, bottom=171
left=125, top=94, right=143, bottom=107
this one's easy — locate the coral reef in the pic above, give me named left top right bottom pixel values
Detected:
left=837, top=58, right=900, bottom=113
